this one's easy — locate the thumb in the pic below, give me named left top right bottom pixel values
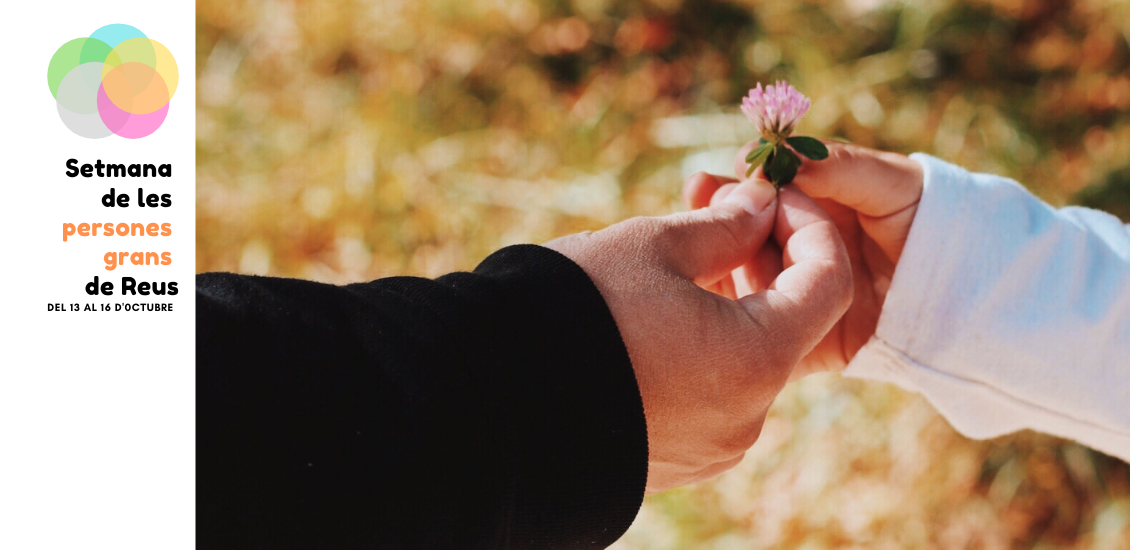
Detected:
left=738, top=187, right=853, bottom=364
left=660, top=177, right=778, bottom=285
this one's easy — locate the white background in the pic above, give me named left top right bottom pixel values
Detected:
left=1, top=2, right=195, bottom=548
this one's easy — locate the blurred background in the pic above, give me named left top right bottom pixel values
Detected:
left=196, top=0, right=1130, bottom=547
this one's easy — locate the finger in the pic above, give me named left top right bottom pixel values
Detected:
left=788, top=142, right=923, bottom=219
left=716, top=275, right=738, bottom=300
left=708, top=182, right=739, bottom=206
left=738, top=186, right=853, bottom=365
left=813, top=197, right=858, bottom=232
left=713, top=179, right=776, bottom=297
left=683, top=172, right=739, bottom=211
left=813, top=196, right=864, bottom=263
left=732, top=240, right=783, bottom=297
left=701, top=275, right=738, bottom=300
left=660, top=178, right=779, bottom=284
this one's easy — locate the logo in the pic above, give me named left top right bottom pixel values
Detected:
left=48, top=24, right=178, bottom=139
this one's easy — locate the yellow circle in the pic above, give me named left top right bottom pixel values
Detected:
left=101, top=38, right=178, bottom=101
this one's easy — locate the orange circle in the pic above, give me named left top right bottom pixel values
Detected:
left=101, top=62, right=170, bottom=115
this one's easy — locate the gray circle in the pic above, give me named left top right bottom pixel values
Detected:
left=57, top=103, right=112, bottom=139
left=56, top=62, right=104, bottom=114
left=56, top=62, right=111, bottom=138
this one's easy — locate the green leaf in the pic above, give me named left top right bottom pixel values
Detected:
left=744, top=143, right=772, bottom=165
left=759, top=151, right=774, bottom=180
left=745, top=143, right=774, bottom=178
left=758, top=137, right=768, bottom=145
left=768, top=145, right=800, bottom=186
left=786, top=136, right=829, bottom=160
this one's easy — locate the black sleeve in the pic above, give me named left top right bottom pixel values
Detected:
left=196, top=244, right=648, bottom=549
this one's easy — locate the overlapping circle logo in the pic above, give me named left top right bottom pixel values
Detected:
left=47, top=24, right=179, bottom=139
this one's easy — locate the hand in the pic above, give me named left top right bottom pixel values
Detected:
left=546, top=176, right=852, bottom=492
left=712, top=141, right=924, bottom=377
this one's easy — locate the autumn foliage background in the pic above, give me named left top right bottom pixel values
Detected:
left=196, top=0, right=1130, bottom=547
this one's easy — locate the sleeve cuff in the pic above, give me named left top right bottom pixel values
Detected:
left=849, top=336, right=1130, bottom=461
left=453, top=244, right=649, bottom=548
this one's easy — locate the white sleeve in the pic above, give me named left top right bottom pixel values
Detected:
left=845, top=153, right=1130, bottom=462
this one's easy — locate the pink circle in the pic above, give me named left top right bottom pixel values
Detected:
left=97, top=83, right=168, bottom=138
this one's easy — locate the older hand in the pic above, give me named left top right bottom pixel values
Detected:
left=547, top=175, right=852, bottom=492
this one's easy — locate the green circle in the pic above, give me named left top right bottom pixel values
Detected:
left=47, top=38, right=116, bottom=98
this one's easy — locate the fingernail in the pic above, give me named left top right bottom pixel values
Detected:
left=724, top=179, right=777, bottom=214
